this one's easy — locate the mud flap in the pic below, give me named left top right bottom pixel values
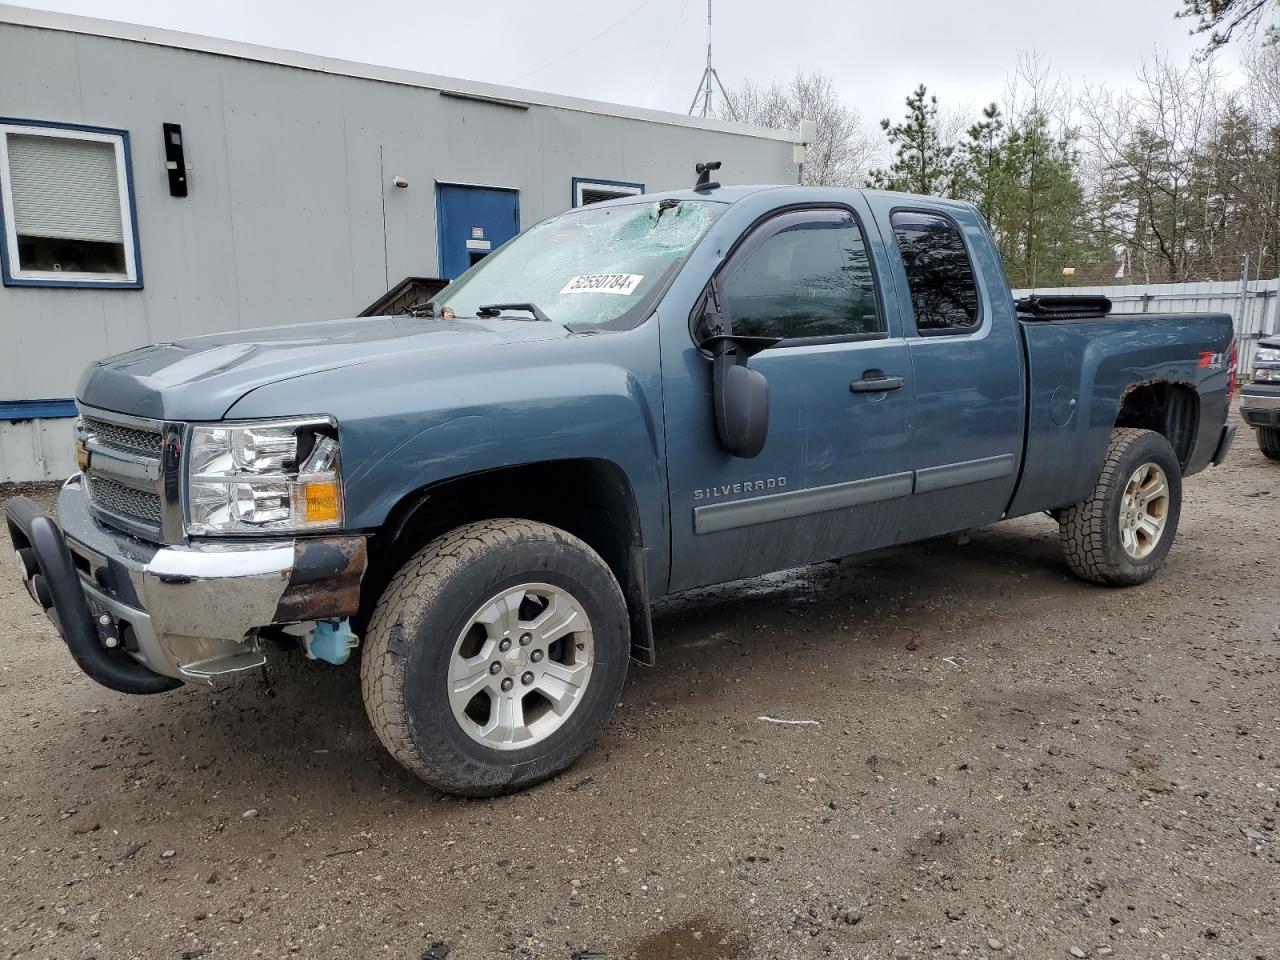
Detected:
left=626, top=545, right=655, bottom=666
left=1211, top=424, right=1236, bottom=465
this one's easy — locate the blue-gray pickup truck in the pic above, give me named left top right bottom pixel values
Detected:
left=6, top=182, right=1238, bottom=795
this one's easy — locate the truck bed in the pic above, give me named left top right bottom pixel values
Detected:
left=1008, top=311, right=1235, bottom=518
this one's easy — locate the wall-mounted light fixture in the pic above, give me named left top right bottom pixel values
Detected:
left=163, top=123, right=188, bottom=197
left=393, top=176, right=408, bottom=189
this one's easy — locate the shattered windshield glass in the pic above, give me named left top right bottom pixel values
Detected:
left=433, top=200, right=723, bottom=330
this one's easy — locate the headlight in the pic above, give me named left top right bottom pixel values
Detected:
left=1255, top=368, right=1277, bottom=382
left=1255, top=347, right=1280, bottom=363
left=185, top=417, right=343, bottom=535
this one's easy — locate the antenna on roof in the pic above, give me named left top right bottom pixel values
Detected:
left=693, top=161, right=722, bottom=192
left=687, top=0, right=738, bottom=121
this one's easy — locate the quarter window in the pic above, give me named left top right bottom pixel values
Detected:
left=721, top=209, right=882, bottom=341
left=890, top=211, right=979, bottom=333
left=0, top=122, right=141, bottom=287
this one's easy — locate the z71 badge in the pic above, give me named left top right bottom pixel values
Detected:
left=1198, top=350, right=1224, bottom=370
left=693, top=477, right=787, bottom=501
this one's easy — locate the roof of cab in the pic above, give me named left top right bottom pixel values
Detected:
left=584, top=184, right=978, bottom=214
left=583, top=185, right=784, bottom=207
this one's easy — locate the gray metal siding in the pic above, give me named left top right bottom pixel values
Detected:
left=0, top=20, right=794, bottom=416
left=1013, top=279, right=1280, bottom=375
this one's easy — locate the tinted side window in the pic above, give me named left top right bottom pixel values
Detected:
left=890, top=211, right=980, bottom=333
left=722, top=210, right=882, bottom=341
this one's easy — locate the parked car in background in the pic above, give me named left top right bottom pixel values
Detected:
left=6, top=181, right=1238, bottom=796
left=1240, top=336, right=1280, bottom=460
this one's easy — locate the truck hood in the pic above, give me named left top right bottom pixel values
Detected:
left=77, top=316, right=569, bottom=421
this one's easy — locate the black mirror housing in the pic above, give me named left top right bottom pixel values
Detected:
left=694, top=280, right=777, bottom=458
left=716, top=361, right=770, bottom=458
left=702, top=334, right=778, bottom=458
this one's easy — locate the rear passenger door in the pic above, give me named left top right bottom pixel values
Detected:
left=662, top=200, right=919, bottom=592
left=869, top=201, right=1025, bottom=539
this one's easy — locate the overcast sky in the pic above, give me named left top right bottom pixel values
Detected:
left=15, top=0, right=1247, bottom=132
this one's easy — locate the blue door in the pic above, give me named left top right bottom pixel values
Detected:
left=862, top=199, right=1025, bottom=542
left=436, top=184, right=520, bottom=280
left=661, top=199, right=919, bottom=592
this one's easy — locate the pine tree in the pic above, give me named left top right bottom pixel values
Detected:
left=999, top=111, right=1087, bottom=287
left=955, top=103, right=1008, bottom=223
left=949, top=96, right=1088, bottom=287
left=869, top=85, right=956, bottom=196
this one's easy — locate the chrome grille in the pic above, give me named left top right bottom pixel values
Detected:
left=79, top=408, right=172, bottom=539
left=89, top=476, right=163, bottom=523
left=83, top=417, right=163, bottom=457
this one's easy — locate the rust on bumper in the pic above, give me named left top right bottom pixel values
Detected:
left=274, top=536, right=369, bottom=623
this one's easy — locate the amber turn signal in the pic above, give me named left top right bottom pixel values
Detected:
left=300, top=480, right=340, bottom=523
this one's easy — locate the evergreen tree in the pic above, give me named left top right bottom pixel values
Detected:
left=951, top=98, right=1089, bottom=287
left=999, top=111, right=1088, bottom=287
left=869, top=85, right=956, bottom=196
left=955, top=103, right=1008, bottom=225
left=1179, top=0, right=1278, bottom=50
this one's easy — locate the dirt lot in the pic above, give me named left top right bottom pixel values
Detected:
left=1, top=430, right=1277, bottom=960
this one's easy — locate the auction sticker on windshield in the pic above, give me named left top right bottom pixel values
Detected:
left=560, top=273, right=644, bottom=295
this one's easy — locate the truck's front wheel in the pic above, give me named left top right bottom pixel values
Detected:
left=361, top=519, right=630, bottom=796
left=1058, top=428, right=1183, bottom=586
left=1257, top=426, right=1280, bottom=461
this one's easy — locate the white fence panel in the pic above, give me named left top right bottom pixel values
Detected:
left=1012, top=278, right=1279, bottom=375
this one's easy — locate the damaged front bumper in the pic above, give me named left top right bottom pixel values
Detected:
left=5, top=475, right=367, bottom=691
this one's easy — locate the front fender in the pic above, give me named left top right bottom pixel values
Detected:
left=223, top=323, right=669, bottom=580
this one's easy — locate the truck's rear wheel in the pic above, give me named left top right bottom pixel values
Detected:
left=361, top=519, right=630, bottom=796
left=1258, top=426, right=1280, bottom=461
left=1058, top=428, right=1182, bottom=586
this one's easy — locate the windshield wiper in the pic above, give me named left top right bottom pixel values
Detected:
left=477, top=302, right=552, bottom=323
left=476, top=301, right=596, bottom=334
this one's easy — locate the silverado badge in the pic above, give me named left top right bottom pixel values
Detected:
left=693, top=477, right=787, bottom=501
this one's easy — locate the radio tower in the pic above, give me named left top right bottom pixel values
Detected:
left=687, top=0, right=737, bottom=120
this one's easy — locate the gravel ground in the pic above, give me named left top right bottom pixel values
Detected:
left=0, top=427, right=1277, bottom=960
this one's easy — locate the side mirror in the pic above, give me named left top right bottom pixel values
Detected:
left=696, top=283, right=778, bottom=458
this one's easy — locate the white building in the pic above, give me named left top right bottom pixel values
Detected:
left=0, top=4, right=800, bottom=481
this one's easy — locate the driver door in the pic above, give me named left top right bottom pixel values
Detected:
left=661, top=201, right=918, bottom=593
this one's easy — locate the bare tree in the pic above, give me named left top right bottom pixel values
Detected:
left=719, top=71, right=879, bottom=186
left=1079, top=55, right=1225, bottom=280
left=993, top=53, right=1087, bottom=287
left=1236, top=45, right=1280, bottom=277
left=1243, top=43, right=1280, bottom=122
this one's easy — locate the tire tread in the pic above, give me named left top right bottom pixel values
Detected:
left=1058, top=428, right=1174, bottom=586
left=360, top=518, right=624, bottom=795
left=1258, top=426, right=1280, bottom=461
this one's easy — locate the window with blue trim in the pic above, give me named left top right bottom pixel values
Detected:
left=0, top=121, right=142, bottom=288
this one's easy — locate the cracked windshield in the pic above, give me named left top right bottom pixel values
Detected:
left=434, top=199, right=722, bottom=329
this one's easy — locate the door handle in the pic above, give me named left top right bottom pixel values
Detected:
left=850, top=371, right=905, bottom=393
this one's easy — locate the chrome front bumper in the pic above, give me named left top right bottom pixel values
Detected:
left=1240, top=389, right=1280, bottom=429
left=6, top=476, right=367, bottom=686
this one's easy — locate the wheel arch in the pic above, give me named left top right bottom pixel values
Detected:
left=1114, top=380, right=1199, bottom=472
left=360, top=458, right=655, bottom=664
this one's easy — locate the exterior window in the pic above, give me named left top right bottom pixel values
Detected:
left=572, top=177, right=644, bottom=207
left=890, top=210, right=978, bottom=333
left=0, top=121, right=141, bottom=288
left=721, top=209, right=882, bottom=341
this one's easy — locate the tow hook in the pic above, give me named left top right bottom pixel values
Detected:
left=93, top=611, right=121, bottom=649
